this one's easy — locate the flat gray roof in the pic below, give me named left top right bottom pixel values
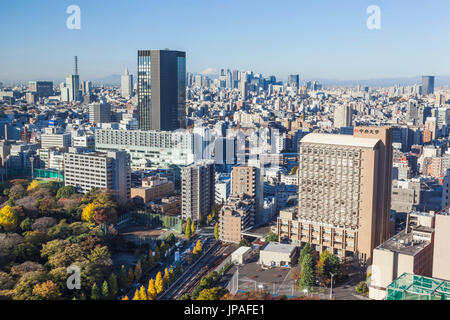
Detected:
left=262, top=242, right=296, bottom=254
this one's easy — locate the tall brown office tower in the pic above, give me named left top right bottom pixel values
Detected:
left=354, top=126, right=393, bottom=246
left=278, top=127, right=393, bottom=263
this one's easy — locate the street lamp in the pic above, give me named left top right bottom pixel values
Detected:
left=329, top=273, right=335, bottom=300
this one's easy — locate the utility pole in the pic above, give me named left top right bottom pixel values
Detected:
left=330, top=273, right=335, bottom=300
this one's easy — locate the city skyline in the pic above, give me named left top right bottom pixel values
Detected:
left=1, top=1, right=450, bottom=82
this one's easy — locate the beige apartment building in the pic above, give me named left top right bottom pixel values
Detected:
left=278, top=127, right=393, bottom=262
left=130, top=175, right=174, bottom=204
left=219, top=194, right=255, bottom=243
left=369, top=211, right=435, bottom=300
left=231, top=165, right=264, bottom=225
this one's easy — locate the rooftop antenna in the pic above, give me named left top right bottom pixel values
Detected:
left=74, top=56, right=78, bottom=75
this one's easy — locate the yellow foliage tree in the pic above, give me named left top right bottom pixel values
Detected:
left=0, top=205, right=18, bottom=232
left=81, top=203, right=96, bottom=223
left=147, top=278, right=157, bottom=300
left=27, top=180, right=40, bottom=192
left=155, top=272, right=164, bottom=294
left=193, top=240, right=202, bottom=255
left=139, top=285, right=147, bottom=300
left=163, top=268, right=170, bottom=286
left=169, top=266, right=174, bottom=281
left=132, top=289, right=140, bottom=300
left=122, top=296, right=129, bottom=301
left=191, top=220, right=196, bottom=234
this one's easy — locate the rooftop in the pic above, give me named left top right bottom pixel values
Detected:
left=262, top=242, right=296, bottom=254
left=301, top=133, right=380, bottom=149
left=376, top=229, right=432, bottom=256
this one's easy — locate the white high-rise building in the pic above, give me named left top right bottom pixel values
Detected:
left=121, top=68, right=133, bottom=99
left=334, top=105, right=353, bottom=128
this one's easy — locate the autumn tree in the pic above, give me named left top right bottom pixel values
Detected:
left=185, top=218, right=192, bottom=239
left=147, top=278, right=157, bottom=300
left=191, top=220, right=196, bottom=235
left=163, top=268, right=170, bottom=287
left=134, top=261, right=143, bottom=281
left=32, top=280, right=61, bottom=300
left=214, top=223, right=219, bottom=241
left=0, top=205, right=19, bottom=231
left=127, top=267, right=134, bottom=287
left=139, top=285, right=147, bottom=300
left=81, top=203, right=96, bottom=223
left=27, top=180, right=41, bottom=192
left=155, top=272, right=164, bottom=294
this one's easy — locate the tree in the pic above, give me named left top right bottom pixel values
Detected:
left=197, top=287, right=227, bottom=300
left=134, top=261, right=143, bottom=281
left=139, top=285, right=147, bottom=300
left=9, top=184, right=26, bottom=201
left=356, top=281, right=369, bottom=295
left=102, top=280, right=109, bottom=299
left=27, top=180, right=41, bottom=192
left=148, top=250, right=154, bottom=267
left=91, top=283, right=101, bottom=300
left=155, top=272, right=164, bottom=294
left=185, top=218, right=192, bottom=239
left=147, top=278, right=157, bottom=300
left=81, top=203, right=96, bottom=223
left=191, top=220, right=196, bottom=235
left=119, top=265, right=128, bottom=289
left=265, top=232, right=278, bottom=242
left=154, top=246, right=160, bottom=262
left=122, top=295, right=129, bottom=301
left=299, top=243, right=315, bottom=265
left=108, top=273, right=119, bottom=298
left=31, top=280, right=61, bottom=300
left=239, top=239, right=251, bottom=247
left=163, top=268, right=170, bottom=286
left=214, top=223, right=219, bottom=241
left=0, top=205, right=19, bottom=231
left=169, top=266, right=174, bottom=282
left=290, top=166, right=298, bottom=175
left=56, top=185, right=78, bottom=200
left=193, top=240, right=203, bottom=255
left=127, top=267, right=134, bottom=287
left=132, top=289, right=140, bottom=300
left=299, top=253, right=315, bottom=290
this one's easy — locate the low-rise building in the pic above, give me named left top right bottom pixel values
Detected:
left=369, top=211, right=435, bottom=300
left=258, top=242, right=298, bottom=268
left=131, top=175, right=174, bottom=204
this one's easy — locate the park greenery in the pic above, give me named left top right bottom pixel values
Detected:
left=0, top=179, right=122, bottom=300
left=294, top=243, right=345, bottom=291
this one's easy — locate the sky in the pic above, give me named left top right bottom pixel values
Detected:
left=0, top=0, right=450, bottom=82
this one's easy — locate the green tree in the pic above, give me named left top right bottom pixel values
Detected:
left=299, top=243, right=315, bottom=265
left=265, top=232, right=278, bottom=242
left=91, top=283, right=101, bottom=300
left=108, top=273, right=118, bottom=298
left=299, top=254, right=315, bottom=290
left=119, top=265, right=128, bottom=289
left=148, top=250, right=154, bottom=267
left=101, top=280, right=109, bottom=299
left=56, top=185, right=78, bottom=200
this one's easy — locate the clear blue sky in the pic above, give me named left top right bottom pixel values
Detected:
left=0, top=0, right=449, bottom=81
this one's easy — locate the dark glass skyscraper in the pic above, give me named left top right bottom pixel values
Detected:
left=288, top=74, right=300, bottom=88
left=422, top=76, right=435, bottom=96
left=138, top=49, right=186, bottom=131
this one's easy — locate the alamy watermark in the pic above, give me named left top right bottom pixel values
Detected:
left=67, top=265, right=81, bottom=290
left=367, top=5, right=381, bottom=30
left=66, top=5, right=81, bottom=30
